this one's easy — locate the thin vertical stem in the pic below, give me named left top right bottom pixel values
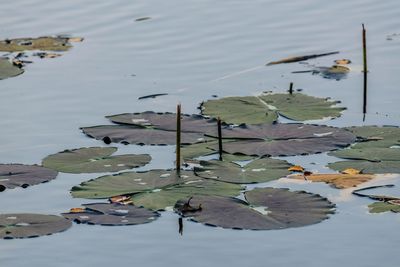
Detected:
left=176, top=104, right=181, bottom=174
left=362, top=24, right=368, bottom=116
left=217, top=117, right=223, bottom=161
left=289, top=82, right=293, bottom=95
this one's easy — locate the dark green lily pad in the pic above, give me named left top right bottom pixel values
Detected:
left=0, top=164, right=58, bottom=192
left=328, top=126, right=400, bottom=174
left=175, top=188, right=335, bottom=230
left=194, top=158, right=291, bottom=184
left=81, top=125, right=207, bottom=145
left=107, top=112, right=218, bottom=134
left=132, top=178, right=242, bottom=211
left=201, top=93, right=345, bottom=125
left=0, top=36, right=73, bottom=52
left=0, top=214, right=71, bottom=239
left=62, top=203, right=159, bottom=226
left=368, top=202, right=400, bottom=213
left=0, top=58, right=24, bottom=80
left=42, top=147, right=151, bottom=173
left=207, top=123, right=355, bottom=157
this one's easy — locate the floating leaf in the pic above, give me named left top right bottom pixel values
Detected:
left=81, top=125, right=207, bottom=145
left=0, top=36, right=74, bottom=52
left=132, top=178, right=242, bottom=211
left=289, top=173, right=375, bottom=189
left=368, top=202, right=400, bottom=213
left=288, top=165, right=305, bottom=172
left=62, top=203, right=159, bottom=226
left=71, top=170, right=187, bottom=199
left=329, top=160, right=400, bottom=174
left=341, top=168, right=361, bottom=175
left=0, top=57, right=24, bottom=80
left=175, top=188, right=334, bottom=230
left=334, top=59, right=351, bottom=64
left=0, top=164, right=58, bottom=192
left=194, top=158, right=291, bottom=184
left=201, top=93, right=345, bottom=125
left=346, top=126, right=400, bottom=149
left=266, top=51, right=339, bottom=65
left=106, top=111, right=217, bottom=134
left=207, top=123, right=355, bottom=157
left=0, top=214, right=71, bottom=239
left=42, top=147, right=151, bottom=173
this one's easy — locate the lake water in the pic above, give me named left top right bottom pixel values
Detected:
left=1, top=0, right=400, bottom=266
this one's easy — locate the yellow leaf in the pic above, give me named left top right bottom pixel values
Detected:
left=289, top=173, right=375, bottom=189
left=288, top=165, right=304, bottom=172
left=68, top=37, right=84, bottom=43
left=110, top=195, right=132, bottom=204
left=334, top=59, right=351, bottom=65
left=69, top=207, right=85, bottom=213
left=341, top=168, right=361, bottom=175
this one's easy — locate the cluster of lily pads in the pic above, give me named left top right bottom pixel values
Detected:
left=2, top=86, right=399, bottom=239
left=0, top=36, right=83, bottom=80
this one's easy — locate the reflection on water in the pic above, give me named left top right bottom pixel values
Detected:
left=1, top=0, right=400, bottom=266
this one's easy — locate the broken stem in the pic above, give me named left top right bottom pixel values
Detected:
left=289, top=82, right=294, bottom=95
left=217, top=117, right=223, bottom=161
left=362, top=24, right=368, bottom=115
left=176, top=104, right=181, bottom=174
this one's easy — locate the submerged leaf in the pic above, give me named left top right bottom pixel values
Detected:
left=62, top=203, right=159, bottom=226
left=289, top=173, right=375, bottom=189
left=368, top=202, right=400, bottom=213
left=201, top=93, right=345, bottom=125
left=0, top=214, right=71, bottom=239
left=0, top=164, right=58, bottom=192
left=175, top=188, right=334, bottom=230
left=194, top=158, right=291, bottom=184
left=42, top=147, right=151, bottom=173
left=0, top=57, right=24, bottom=80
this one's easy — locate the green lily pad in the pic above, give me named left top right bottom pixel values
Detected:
left=207, top=123, right=355, bottom=157
left=368, top=202, right=400, bottom=213
left=175, top=188, right=335, bottom=230
left=345, top=126, right=400, bottom=149
left=132, top=178, right=242, bottom=211
left=42, top=147, right=151, bottom=173
left=201, top=93, right=345, bottom=125
left=328, top=126, right=400, bottom=174
left=0, top=36, right=73, bottom=52
left=194, top=158, right=291, bottom=184
left=81, top=125, right=207, bottom=145
left=71, top=170, right=187, bottom=199
left=0, top=214, right=71, bottom=239
left=0, top=164, right=58, bottom=192
left=0, top=58, right=24, bottom=80
left=62, top=203, right=159, bottom=226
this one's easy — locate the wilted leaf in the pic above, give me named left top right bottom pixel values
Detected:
left=334, top=59, right=351, bottom=64
left=175, top=188, right=335, bottom=230
left=266, top=51, right=339, bottom=65
left=62, top=203, right=159, bottom=226
left=0, top=36, right=75, bottom=52
left=194, top=158, right=291, bottom=184
left=0, top=214, right=71, bottom=239
left=288, top=165, right=305, bottom=172
left=0, top=57, right=24, bottom=80
left=341, top=168, right=361, bottom=175
left=201, top=93, right=345, bottom=125
left=42, top=147, right=151, bottom=173
left=289, top=173, right=375, bottom=189
left=0, top=164, right=58, bottom=192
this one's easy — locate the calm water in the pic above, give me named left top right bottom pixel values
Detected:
left=1, top=0, right=400, bottom=266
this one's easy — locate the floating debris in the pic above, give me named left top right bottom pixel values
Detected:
left=138, top=93, right=168, bottom=100
left=266, top=51, right=339, bottom=66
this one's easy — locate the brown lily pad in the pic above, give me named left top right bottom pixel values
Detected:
left=0, top=36, right=76, bottom=52
left=62, top=203, right=159, bottom=226
left=0, top=164, right=58, bottom=192
left=0, top=214, right=71, bottom=239
left=175, top=187, right=335, bottom=230
left=289, top=173, right=376, bottom=189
